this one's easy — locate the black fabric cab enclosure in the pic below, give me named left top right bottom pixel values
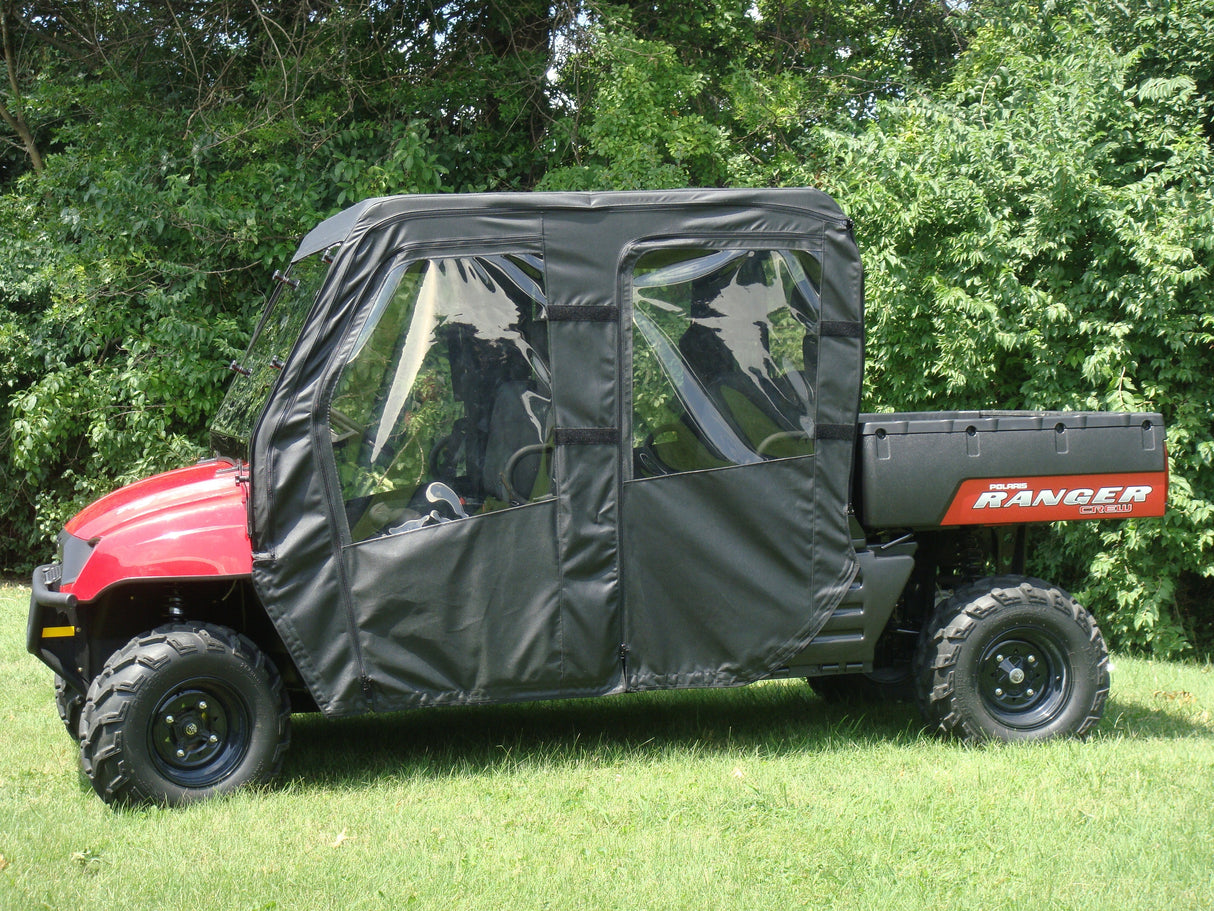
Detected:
left=248, top=188, right=864, bottom=716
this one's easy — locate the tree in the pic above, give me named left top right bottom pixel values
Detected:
left=0, top=1, right=43, bottom=174
left=541, top=0, right=966, bottom=189
left=812, top=0, right=1214, bottom=653
left=0, top=0, right=537, bottom=568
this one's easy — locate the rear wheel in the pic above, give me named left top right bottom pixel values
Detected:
left=914, top=576, right=1109, bottom=742
left=80, top=623, right=290, bottom=806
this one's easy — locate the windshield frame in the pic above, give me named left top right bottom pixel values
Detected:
left=210, top=250, right=335, bottom=459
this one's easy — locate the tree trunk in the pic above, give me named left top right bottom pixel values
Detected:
left=1, top=2, right=43, bottom=173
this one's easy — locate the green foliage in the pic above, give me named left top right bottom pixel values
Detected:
left=810, top=1, right=1214, bottom=654
left=0, top=1, right=509, bottom=569
left=549, top=0, right=1214, bottom=653
left=543, top=0, right=963, bottom=190
left=0, top=81, right=448, bottom=564
left=542, top=23, right=730, bottom=189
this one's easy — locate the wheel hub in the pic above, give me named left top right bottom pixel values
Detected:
left=152, top=689, right=232, bottom=771
left=979, top=633, right=1069, bottom=727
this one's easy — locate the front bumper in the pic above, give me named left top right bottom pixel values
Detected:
left=28, top=563, right=86, bottom=694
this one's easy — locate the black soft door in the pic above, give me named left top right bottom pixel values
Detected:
left=621, top=244, right=846, bottom=688
left=327, top=250, right=567, bottom=707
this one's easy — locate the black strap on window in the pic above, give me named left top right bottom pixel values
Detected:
left=547, top=305, right=619, bottom=322
left=815, top=423, right=856, bottom=441
left=820, top=320, right=864, bottom=339
left=554, top=427, right=620, bottom=446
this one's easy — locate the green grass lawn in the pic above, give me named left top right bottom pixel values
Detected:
left=2, top=582, right=1212, bottom=910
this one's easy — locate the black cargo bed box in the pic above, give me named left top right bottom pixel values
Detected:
left=856, top=411, right=1166, bottom=529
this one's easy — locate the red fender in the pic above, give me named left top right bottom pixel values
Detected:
left=63, top=459, right=253, bottom=602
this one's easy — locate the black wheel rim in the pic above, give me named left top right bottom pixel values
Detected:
left=978, top=627, right=1072, bottom=729
left=148, top=680, right=251, bottom=787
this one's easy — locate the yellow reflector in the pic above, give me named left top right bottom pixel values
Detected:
left=42, top=626, right=76, bottom=639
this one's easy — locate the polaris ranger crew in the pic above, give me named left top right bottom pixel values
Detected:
left=28, top=189, right=1168, bottom=805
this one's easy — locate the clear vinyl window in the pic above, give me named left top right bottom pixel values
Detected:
left=329, top=253, right=551, bottom=541
left=631, top=248, right=821, bottom=478
left=211, top=252, right=332, bottom=458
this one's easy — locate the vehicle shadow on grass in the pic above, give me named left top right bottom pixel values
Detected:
left=283, top=683, right=920, bottom=786
left=281, top=683, right=1214, bottom=790
left=1099, top=691, right=1214, bottom=741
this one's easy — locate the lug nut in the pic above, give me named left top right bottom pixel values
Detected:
left=198, top=701, right=208, bottom=711
left=1027, top=689, right=1035, bottom=697
left=209, top=735, right=219, bottom=744
left=995, top=688, right=1004, bottom=697
left=1028, top=655, right=1037, bottom=665
left=176, top=749, right=186, bottom=758
left=164, top=715, right=175, bottom=725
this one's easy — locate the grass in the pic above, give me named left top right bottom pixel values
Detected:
left=2, top=581, right=1212, bottom=910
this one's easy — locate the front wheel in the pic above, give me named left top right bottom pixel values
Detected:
left=55, top=675, right=85, bottom=741
left=914, top=576, right=1109, bottom=742
left=80, top=623, right=290, bottom=806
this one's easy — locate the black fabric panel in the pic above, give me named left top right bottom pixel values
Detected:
left=343, top=501, right=568, bottom=707
left=249, top=247, right=373, bottom=715
left=622, top=458, right=816, bottom=688
left=813, top=437, right=861, bottom=600
left=292, top=197, right=379, bottom=262
left=615, top=206, right=862, bottom=687
left=552, top=440, right=623, bottom=690
left=809, top=218, right=865, bottom=628
left=248, top=189, right=863, bottom=716
left=252, top=207, right=550, bottom=715
left=547, top=303, right=623, bottom=691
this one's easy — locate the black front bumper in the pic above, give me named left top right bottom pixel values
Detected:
left=28, top=563, right=86, bottom=694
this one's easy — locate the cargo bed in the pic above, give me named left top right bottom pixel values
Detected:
left=855, top=411, right=1167, bottom=529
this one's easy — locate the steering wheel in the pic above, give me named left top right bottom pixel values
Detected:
left=500, top=443, right=551, bottom=504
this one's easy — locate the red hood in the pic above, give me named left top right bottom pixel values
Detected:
left=67, top=459, right=245, bottom=540
left=64, top=459, right=253, bottom=601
